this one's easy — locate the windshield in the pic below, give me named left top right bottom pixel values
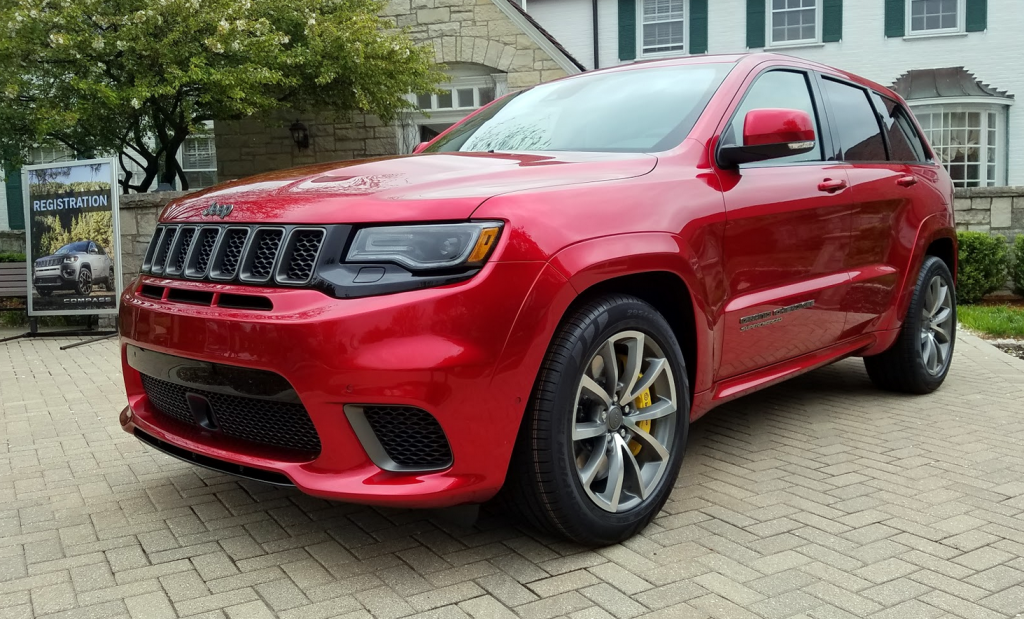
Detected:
left=54, top=242, right=88, bottom=255
left=425, top=63, right=733, bottom=154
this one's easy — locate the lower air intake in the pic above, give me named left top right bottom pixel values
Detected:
left=361, top=406, right=453, bottom=471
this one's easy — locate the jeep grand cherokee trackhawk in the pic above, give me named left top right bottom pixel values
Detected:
left=119, top=54, right=957, bottom=545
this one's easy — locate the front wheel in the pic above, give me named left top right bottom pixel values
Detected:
left=75, top=268, right=92, bottom=296
left=864, top=256, right=956, bottom=394
left=507, top=294, right=690, bottom=545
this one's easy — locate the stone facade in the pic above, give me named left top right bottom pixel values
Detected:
left=215, top=0, right=572, bottom=180
left=0, top=230, right=24, bottom=255
left=117, top=192, right=183, bottom=285
left=953, top=186, right=1024, bottom=242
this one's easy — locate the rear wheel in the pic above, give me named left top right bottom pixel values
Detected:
left=507, top=294, right=690, bottom=545
left=864, top=256, right=956, bottom=394
left=106, top=266, right=115, bottom=291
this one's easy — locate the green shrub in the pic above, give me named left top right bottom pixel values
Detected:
left=956, top=231, right=1008, bottom=304
left=0, top=252, right=26, bottom=263
left=1013, top=235, right=1024, bottom=296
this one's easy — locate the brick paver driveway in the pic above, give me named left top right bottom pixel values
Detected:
left=3, top=332, right=1024, bottom=619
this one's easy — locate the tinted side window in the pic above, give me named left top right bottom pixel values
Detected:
left=725, top=70, right=822, bottom=164
left=822, top=79, right=886, bottom=162
left=881, top=97, right=928, bottom=162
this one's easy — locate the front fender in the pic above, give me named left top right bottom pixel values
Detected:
left=547, top=231, right=718, bottom=395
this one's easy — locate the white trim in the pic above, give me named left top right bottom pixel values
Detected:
left=637, top=0, right=688, bottom=58
left=902, top=30, right=968, bottom=41
left=489, top=0, right=582, bottom=75
left=906, top=96, right=1014, bottom=108
left=766, top=0, right=822, bottom=48
left=906, top=0, right=965, bottom=36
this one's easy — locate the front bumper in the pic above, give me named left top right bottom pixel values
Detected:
left=119, top=260, right=568, bottom=507
left=33, top=265, right=75, bottom=287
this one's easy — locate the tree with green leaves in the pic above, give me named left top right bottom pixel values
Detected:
left=0, top=0, right=442, bottom=193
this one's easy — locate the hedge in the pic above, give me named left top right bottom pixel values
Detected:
left=0, top=252, right=26, bottom=263
left=956, top=231, right=1008, bottom=304
left=1013, top=235, right=1024, bottom=296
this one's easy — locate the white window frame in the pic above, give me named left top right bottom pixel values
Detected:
left=766, top=0, right=822, bottom=47
left=637, top=0, right=688, bottom=58
left=909, top=100, right=1010, bottom=187
left=906, top=0, right=965, bottom=36
left=414, top=76, right=498, bottom=113
left=176, top=121, right=217, bottom=191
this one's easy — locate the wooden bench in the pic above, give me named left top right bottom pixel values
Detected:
left=0, top=261, right=28, bottom=311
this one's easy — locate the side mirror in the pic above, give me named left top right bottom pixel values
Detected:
left=412, top=142, right=429, bottom=154
left=718, top=108, right=816, bottom=167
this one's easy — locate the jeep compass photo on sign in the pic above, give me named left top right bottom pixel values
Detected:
left=119, top=54, right=957, bottom=545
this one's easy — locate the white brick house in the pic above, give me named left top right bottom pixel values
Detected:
left=523, top=0, right=1022, bottom=186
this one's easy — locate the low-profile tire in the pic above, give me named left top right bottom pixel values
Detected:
left=75, top=267, right=92, bottom=296
left=864, top=256, right=956, bottom=394
left=507, top=294, right=691, bottom=545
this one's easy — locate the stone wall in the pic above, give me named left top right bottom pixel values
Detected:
left=215, top=0, right=570, bottom=180
left=0, top=230, right=25, bottom=255
left=117, top=192, right=184, bottom=284
left=953, top=186, right=1024, bottom=242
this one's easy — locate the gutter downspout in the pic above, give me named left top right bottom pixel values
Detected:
left=592, top=0, right=599, bottom=70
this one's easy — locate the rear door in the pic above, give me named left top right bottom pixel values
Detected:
left=715, top=68, right=853, bottom=379
left=821, top=79, right=941, bottom=335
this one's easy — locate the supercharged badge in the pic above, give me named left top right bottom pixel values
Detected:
left=740, top=300, right=816, bottom=329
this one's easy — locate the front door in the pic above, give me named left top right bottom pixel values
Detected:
left=715, top=68, right=852, bottom=379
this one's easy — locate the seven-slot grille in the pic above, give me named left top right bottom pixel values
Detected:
left=140, top=374, right=322, bottom=454
left=142, top=224, right=326, bottom=286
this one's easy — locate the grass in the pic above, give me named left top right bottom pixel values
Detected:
left=959, top=304, right=1024, bottom=339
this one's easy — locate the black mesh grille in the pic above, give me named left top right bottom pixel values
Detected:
left=194, top=229, right=219, bottom=274
left=140, top=224, right=335, bottom=288
left=250, top=230, right=283, bottom=279
left=153, top=227, right=177, bottom=271
left=219, top=229, right=249, bottom=277
left=174, top=228, right=196, bottom=271
left=363, top=407, right=452, bottom=469
left=286, top=230, right=324, bottom=282
left=141, top=374, right=321, bottom=454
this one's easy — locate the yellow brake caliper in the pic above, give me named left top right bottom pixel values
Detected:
left=630, top=382, right=652, bottom=455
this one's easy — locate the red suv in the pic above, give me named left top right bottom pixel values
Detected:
left=119, top=53, right=957, bottom=545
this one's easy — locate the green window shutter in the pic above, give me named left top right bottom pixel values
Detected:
left=4, top=168, right=24, bottom=231
left=618, top=0, right=637, bottom=61
left=689, top=0, right=709, bottom=54
left=746, top=0, right=766, bottom=48
left=966, top=0, right=987, bottom=32
left=822, top=0, right=843, bottom=42
left=885, top=0, right=905, bottom=37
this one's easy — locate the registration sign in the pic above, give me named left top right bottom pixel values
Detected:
left=23, top=158, right=122, bottom=316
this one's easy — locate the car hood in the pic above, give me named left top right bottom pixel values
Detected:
left=161, top=151, right=658, bottom=224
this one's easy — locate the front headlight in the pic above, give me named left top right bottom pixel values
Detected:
left=346, top=222, right=502, bottom=271
left=62, top=256, right=78, bottom=263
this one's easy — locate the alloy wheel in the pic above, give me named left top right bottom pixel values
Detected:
left=920, top=274, right=953, bottom=376
left=572, top=330, right=677, bottom=513
left=79, top=270, right=92, bottom=295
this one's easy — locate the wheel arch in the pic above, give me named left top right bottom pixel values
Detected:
left=564, top=271, right=699, bottom=403
left=885, top=215, right=957, bottom=333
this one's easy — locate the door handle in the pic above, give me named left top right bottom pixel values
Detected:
left=897, top=175, right=918, bottom=187
left=818, top=178, right=847, bottom=193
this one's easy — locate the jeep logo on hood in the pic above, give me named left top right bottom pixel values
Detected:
left=201, top=202, right=234, bottom=219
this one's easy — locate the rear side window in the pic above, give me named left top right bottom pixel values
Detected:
left=876, top=96, right=928, bottom=162
left=821, top=78, right=887, bottom=162
left=724, top=70, right=822, bottom=164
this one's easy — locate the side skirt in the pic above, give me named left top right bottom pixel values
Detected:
left=691, top=334, right=877, bottom=421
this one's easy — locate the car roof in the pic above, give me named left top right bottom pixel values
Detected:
left=580, top=52, right=904, bottom=104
